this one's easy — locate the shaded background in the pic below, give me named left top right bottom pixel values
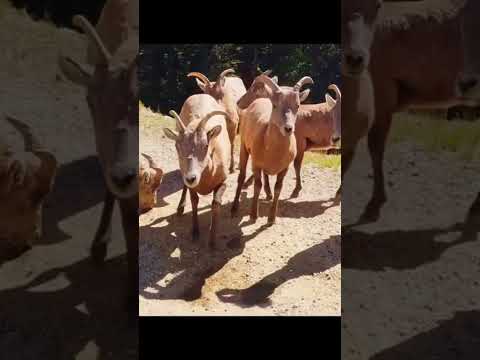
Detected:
left=139, top=44, right=341, bottom=113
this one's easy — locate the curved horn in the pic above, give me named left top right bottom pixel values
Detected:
left=293, top=76, right=314, bottom=92
left=198, top=111, right=229, bottom=130
left=217, top=68, right=235, bottom=84
left=328, top=84, right=341, bottom=101
left=5, top=116, right=44, bottom=153
left=72, top=15, right=111, bottom=64
left=141, top=153, right=161, bottom=170
left=187, top=72, right=211, bottom=86
left=257, top=74, right=281, bottom=92
left=5, top=115, right=57, bottom=178
left=168, top=110, right=187, bottom=132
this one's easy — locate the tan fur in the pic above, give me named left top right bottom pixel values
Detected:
left=139, top=153, right=162, bottom=213
left=189, top=70, right=247, bottom=173
left=0, top=117, right=57, bottom=256
left=241, top=98, right=297, bottom=175
left=232, top=75, right=313, bottom=224
left=86, top=0, right=138, bottom=66
left=378, top=0, right=466, bottom=31
left=178, top=95, right=231, bottom=195
left=342, top=0, right=476, bottom=221
left=165, top=94, right=231, bottom=249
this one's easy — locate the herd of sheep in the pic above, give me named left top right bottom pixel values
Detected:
left=139, top=69, right=342, bottom=250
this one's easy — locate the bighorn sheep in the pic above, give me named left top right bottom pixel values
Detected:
left=342, top=0, right=477, bottom=221
left=163, top=94, right=231, bottom=249
left=58, top=5, right=138, bottom=310
left=231, top=75, right=313, bottom=224
left=188, top=69, right=247, bottom=173
left=0, top=116, right=57, bottom=256
left=139, top=153, right=163, bottom=214
left=237, top=74, right=340, bottom=198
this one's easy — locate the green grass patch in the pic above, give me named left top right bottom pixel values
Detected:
left=390, top=112, right=480, bottom=161
left=233, top=134, right=340, bottom=170
left=303, top=151, right=341, bottom=170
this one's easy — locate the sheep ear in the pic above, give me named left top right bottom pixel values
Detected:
left=195, top=79, right=208, bottom=93
left=326, top=94, right=336, bottom=108
left=271, top=76, right=278, bottom=84
left=207, top=125, right=222, bottom=142
left=299, top=89, right=310, bottom=103
left=163, top=128, right=179, bottom=141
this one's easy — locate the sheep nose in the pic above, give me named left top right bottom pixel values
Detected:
left=458, top=76, right=478, bottom=94
left=186, top=174, right=197, bottom=184
left=111, top=167, right=136, bottom=188
left=284, top=125, right=293, bottom=134
left=345, top=53, right=364, bottom=69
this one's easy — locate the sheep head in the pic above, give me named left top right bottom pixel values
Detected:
left=164, top=110, right=227, bottom=188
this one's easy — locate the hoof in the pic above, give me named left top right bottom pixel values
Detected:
left=90, top=242, right=108, bottom=265
left=267, top=216, right=276, bottom=226
left=265, top=194, right=273, bottom=201
left=290, top=190, right=300, bottom=199
left=359, top=203, right=382, bottom=223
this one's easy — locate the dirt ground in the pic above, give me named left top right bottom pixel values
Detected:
left=139, top=111, right=341, bottom=316
left=0, top=8, right=137, bottom=359
left=342, top=136, right=480, bottom=359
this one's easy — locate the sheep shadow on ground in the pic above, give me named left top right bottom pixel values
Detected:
left=41, top=155, right=105, bottom=245
left=157, top=169, right=184, bottom=205
left=139, top=191, right=272, bottom=302
left=370, top=310, right=480, bottom=359
left=342, top=195, right=479, bottom=271
left=0, top=255, right=137, bottom=359
left=215, top=234, right=340, bottom=307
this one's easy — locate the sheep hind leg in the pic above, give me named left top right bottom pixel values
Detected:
left=210, top=182, right=227, bottom=251
left=268, top=168, right=288, bottom=225
left=263, top=172, right=272, bottom=201
left=232, top=142, right=249, bottom=217
left=243, top=174, right=254, bottom=189
left=291, top=151, right=305, bottom=198
left=249, top=167, right=262, bottom=222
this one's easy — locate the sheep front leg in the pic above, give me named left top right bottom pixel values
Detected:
left=268, top=168, right=288, bottom=225
left=263, top=172, right=272, bottom=201
left=250, top=167, right=262, bottom=222
left=177, top=185, right=187, bottom=216
left=210, top=182, right=227, bottom=250
left=91, top=190, right=115, bottom=264
left=189, top=189, right=200, bottom=241
left=232, top=142, right=249, bottom=217
left=291, top=150, right=305, bottom=198
left=229, top=139, right=236, bottom=174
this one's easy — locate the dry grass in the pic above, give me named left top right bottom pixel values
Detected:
left=139, top=101, right=175, bottom=132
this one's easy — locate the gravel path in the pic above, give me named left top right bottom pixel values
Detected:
left=139, top=115, right=341, bottom=316
left=342, top=138, right=480, bottom=359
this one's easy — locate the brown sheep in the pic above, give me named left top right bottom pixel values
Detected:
left=231, top=75, right=313, bottom=224
left=164, top=94, right=231, bottom=249
left=139, top=153, right=163, bottom=214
